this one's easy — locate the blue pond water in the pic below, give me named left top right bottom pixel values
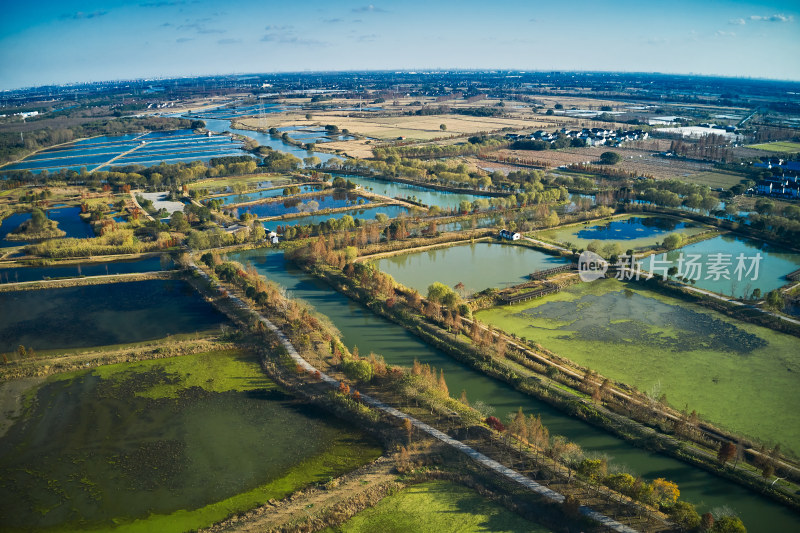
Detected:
left=214, top=185, right=318, bottom=206
left=3, top=129, right=247, bottom=173
left=340, top=174, right=493, bottom=209
left=268, top=204, right=411, bottom=230
left=46, top=207, right=94, bottom=238
left=0, top=256, right=172, bottom=284
left=576, top=216, right=698, bottom=240
left=0, top=213, right=33, bottom=248
left=236, top=192, right=369, bottom=219
left=0, top=208, right=93, bottom=248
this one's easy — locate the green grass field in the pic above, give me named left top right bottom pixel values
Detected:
left=476, top=279, right=800, bottom=452
left=746, top=141, right=800, bottom=153
left=685, top=171, right=746, bottom=189
left=323, top=481, right=552, bottom=533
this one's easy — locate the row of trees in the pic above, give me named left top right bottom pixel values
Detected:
left=372, top=135, right=509, bottom=159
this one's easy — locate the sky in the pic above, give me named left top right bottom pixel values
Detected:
left=1, top=0, right=799, bottom=90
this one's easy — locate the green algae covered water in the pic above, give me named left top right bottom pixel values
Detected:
left=0, top=349, right=381, bottom=532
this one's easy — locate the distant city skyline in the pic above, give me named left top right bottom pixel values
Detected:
left=1, top=0, right=799, bottom=90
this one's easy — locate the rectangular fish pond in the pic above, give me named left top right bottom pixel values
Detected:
left=0, top=349, right=381, bottom=532
left=2, top=129, right=246, bottom=174
left=0, top=279, right=227, bottom=353
left=372, top=241, right=570, bottom=296
left=654, top=233, right=800, bottom=298
left=0, top=255, right=172, bottom=284
left=535, top=214, right=710, bottom=251
left=270, top=204, right=412, bottom=230
left=233, top=191, right=370, bottom=219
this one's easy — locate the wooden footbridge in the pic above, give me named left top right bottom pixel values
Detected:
left=499, top=282, right=561, bottom=304
left=529, top=263, right=575, bottom=280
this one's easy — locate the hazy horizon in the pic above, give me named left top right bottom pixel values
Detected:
left=1, top=0, right=799, bottom=91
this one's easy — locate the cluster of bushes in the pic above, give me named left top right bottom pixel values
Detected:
left=186, top=221, right=264, bottom=249
left=25, top=227, right=171, bottom=258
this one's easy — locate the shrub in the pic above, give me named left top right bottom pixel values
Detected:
left=341, top=357, right=375, bottom=383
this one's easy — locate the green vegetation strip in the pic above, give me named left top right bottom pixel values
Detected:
left=746, top=142, right=800, bottom=153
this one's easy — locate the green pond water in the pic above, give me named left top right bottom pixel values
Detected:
left=0, top=279, right=227, bottom=353
left=476, top=279, right=800, bottom=452
left=227, top=248, right=800, bottom=533
left=658, top=233, right=800, bottom=298
left=536, top=215, right=709, bottom=250
left=372, top=242, right=569, bottom=295
left=0, top=350, right=381, bottom=532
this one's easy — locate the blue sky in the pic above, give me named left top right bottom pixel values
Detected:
left=1, top=0, right=798, bottom=90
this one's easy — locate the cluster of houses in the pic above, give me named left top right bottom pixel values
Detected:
left=755, top=174, right=800, bottom=199
left=505, top=127, right=649, bottom=147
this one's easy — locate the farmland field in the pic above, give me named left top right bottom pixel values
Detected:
left=746, top=141, right=800, bottom=153
left=237, top=114, right=554, bottom=142
left=684, top=170, right=746, bottom=189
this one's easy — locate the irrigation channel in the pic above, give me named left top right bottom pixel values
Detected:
left=228, top=248, right=800, bottom=533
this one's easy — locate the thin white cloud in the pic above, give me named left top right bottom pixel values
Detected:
left=715, top=30, right=736, bottom=37
left=140, top=1, right=186, bottom=7
left=749, top=14, right=793, bottom=23
left=60, top=11, right=108, bottom=20
left=261, top=34, right=327, bottom=46
left=352, top=5, right=387, bottom=13
left=728, top=18, right=746, bottom=25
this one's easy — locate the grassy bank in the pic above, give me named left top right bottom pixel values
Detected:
left=321, top=480, right=552, bottom=533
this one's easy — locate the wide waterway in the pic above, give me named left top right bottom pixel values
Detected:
left=193, top=117, right=339, bottom=164
left=227, top=248, right=800, bottom=532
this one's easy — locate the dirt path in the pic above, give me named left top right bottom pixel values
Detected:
left=129, top=190, right=155, bottom=221
left=206, top=457, right=400, bottom=533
